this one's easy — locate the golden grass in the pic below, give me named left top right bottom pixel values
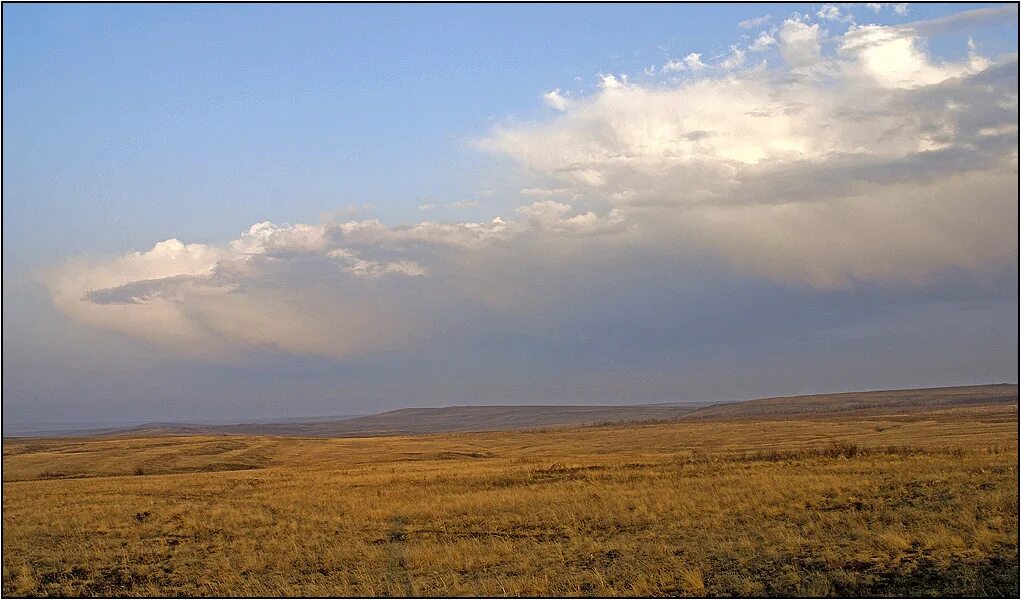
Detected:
left=3, top=404, right=1018, bottom=596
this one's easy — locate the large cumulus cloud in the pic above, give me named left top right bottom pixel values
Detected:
left=46, top=7, right=1018, bottom=361
left=47, top=207, right=632, bottom=359
left=483, top=9, right=1017, bottom=288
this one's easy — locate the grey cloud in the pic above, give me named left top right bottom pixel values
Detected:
left=904, top=5, right=1019, bottom=37
left=83, top=275, right=234, bottom=305
left=681, top=130, right=715, bottom=141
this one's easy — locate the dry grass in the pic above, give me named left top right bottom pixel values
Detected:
left=3, top=404, right=1018, bottom=596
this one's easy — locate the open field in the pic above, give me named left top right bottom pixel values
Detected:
left=2, top=392, right=1018, bottom=596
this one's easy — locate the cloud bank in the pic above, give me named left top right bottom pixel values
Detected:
left=47, top=8, right=1018, bottom=362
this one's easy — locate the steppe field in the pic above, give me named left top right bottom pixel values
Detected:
left=3, top=389, right=1019, bottom=597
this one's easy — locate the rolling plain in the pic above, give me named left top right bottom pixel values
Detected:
left=2, top=384, right=1018, bottom=596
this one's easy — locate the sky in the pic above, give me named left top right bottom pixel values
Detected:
left=2, top=2, right=1018, bottom=432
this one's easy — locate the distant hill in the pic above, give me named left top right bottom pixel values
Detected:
left=6, top=384, right=1016, bottom=440
left=681, top=384, right=1018, bottom=421
left=105, top=403, right=708, bottom=438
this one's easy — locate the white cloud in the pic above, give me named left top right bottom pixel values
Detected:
left=817, top=4, right=854, bottom=23
left=520, top=187, right=578, bottom=198
left=721, top=46, right=746, bottom=70
left=516, top=201, right=628, bottom=236
left=841, top=23, right=989, bottom=88
left=684, top=52, right=708, bottom=71
left=598, top=73, right=628, bottom=89
left=866, top=3, right=884, bottom=14
left=418, top=203, right=435, bottom=211
left=481, top=10, right=1015, bottom=288
left=662, top=58, right=686, bottom=72
left=749, top=31, right=777, bottom=52
left=778, top=17, right=823, bottom=69
left=543, top=88, right=570, bottom=111
left=893, top=3, right=909, bottom=16
left=739, top=15, right=772, bottom=29
left=449, top=200, right=479, bottom=209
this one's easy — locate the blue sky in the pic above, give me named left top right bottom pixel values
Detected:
left=2, top=3, right=1018, bottom=431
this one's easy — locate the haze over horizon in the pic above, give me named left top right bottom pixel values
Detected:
left=3, top=3, right=1018, bottom=432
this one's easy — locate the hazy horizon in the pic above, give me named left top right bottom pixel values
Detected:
left=5, top=381, right=1017, bottom=438
left=3, top=3, right=1018, bottom=431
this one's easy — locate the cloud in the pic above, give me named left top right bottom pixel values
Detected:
left=519, top=187, right=578, bottom=198
left=662, top=58, right=686, bottom=72
left=481, top=10, right=1017, bottom=289
left=817, top=4, right=854, bottom=23
left=866, top=3, right=884, bottom=14
left=543, top=88, right=570, bottom=111
left=449, top=200, right=479, bottom=209
left=660, top=53, right=709, bottom=74
left=778, top=16, right=823, bottom=69
left=684, top=52, right=708, bottom=71
left=46, top=7, right=1018, bottom=363
left=515, top=201, right=629, bottom=236
left=739, top=15, right=772, bottom=29
left=721, top=45, right=746, bottom=70
left=893, top=3, right=909, bottom=16
left=895, top=5, right=1016, bottom=37
left=749, top=31, right=777, bottom=52
left=841, top=22, right=991, bottom=88
left=598, top=73, right=628, bottom=90
left=47, top=205, right=630, bottom=359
